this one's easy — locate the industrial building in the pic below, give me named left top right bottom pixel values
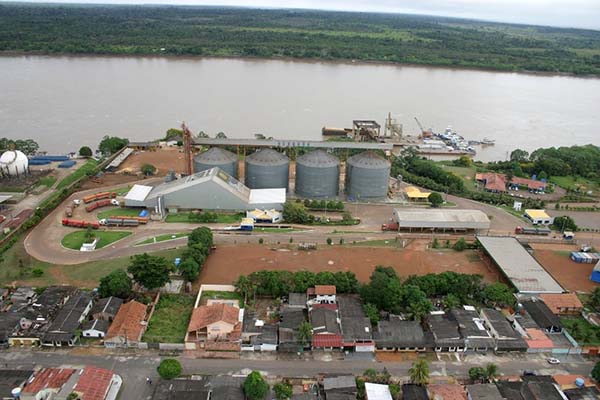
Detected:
left=345, top=151, right=390, bottom=200
left=295, top=150, right=340, bottom=198
left=193, top=147, right=238, bottom=178
left=245, top=148, right=289, bottom=190
left=391, top=209, right=490, bottom=231
left=524, top=209, right=554, bottom=225
left=124, top=167, right=285, bottom=214
left=477, top=236, right=563, bottom=294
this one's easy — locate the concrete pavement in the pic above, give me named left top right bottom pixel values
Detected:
left=1, top=349, right=595, bottom=399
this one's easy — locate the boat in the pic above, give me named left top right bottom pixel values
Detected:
left=482, top=138, right=495, bottom=145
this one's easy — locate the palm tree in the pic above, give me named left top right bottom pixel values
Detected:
left=409, top=359, right=429, bottom=385
left=484, top=363, right=499, bottom=382
left=297, top=322, right=312, bottom=347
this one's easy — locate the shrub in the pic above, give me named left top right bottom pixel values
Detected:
left=31, top=268, right=44, bottom=277
left=273, top=382, right=293, bottom=400
left=453, top=238, right=467, bottom=251
left=326, top=237, right=332, bottom=245
left=244, top=371, right=269, bottom=400
left=157, top=359, right=182, bottom=380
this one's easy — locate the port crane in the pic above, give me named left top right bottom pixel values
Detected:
left=414, top=117, right=432, bottom=138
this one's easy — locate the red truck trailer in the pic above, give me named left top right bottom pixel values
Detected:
left=62, top=218, right=100, bottom=229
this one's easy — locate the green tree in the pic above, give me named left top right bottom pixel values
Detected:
left=282, top=201, right=311, bottom=224
left=165, top=128, right=183, bottom=141
left=127, top=253, right=171, bottom=290
left=141, top=163, right=156, bottom=176
left=428, top=192, right=444, bottom=208
left=468, top=367, right=486, bottom=382
left=98, top=135, right=128, bottom=156
left=13, top=138, right=39, bottom=155
left=590, top=287, right=600, bottom=311
left=484, top=363, right=499, bottom=382
left=235, top=275, right=256, bottom=305
left=510, top=149, right=529, bottom=162
left=273, top=382, right=293, bottom=400
left=326, top=237, right=333, bottom=245
left=188, top=226, right=214, bottom=248
left=297, top=322, right=312, bottom=346
left=98, top=269, right=132, bottom=298
left=79, top=146, right=93, bottom=157
left=157, top=359, right=181, bottom=380
left=178, top=258, right=201, bottom=282
left=552, top=215, right=578, bottom=232
left=409, top=359, right=429, bottom=385
left=452, top=238, right=467, bottom=251
left=453, top=155, right=472, bottom=167
left=244, top=371, right=269, bottom=400
left=592, top=362, right=600, bottom=383
left=481, top=283, right=516, bottom=307
left=364, top=303, right=380, bottom=325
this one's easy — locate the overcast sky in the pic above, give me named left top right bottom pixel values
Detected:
left=11, top=0, right=600, bottom=30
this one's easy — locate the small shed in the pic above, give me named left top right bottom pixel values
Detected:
left=82, top=319, right=110, bottom=338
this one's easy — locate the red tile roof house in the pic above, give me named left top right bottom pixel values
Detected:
left=186, top=303, right=242, bottom=343
left=21, top=368, right=76, bottom=399
left=540, top=293, right=584, bottom=316
left=104, top=300, right=148, bottom=348
left=310, top=306, right=343, bottom=350
left=307, top=285, right=337, bottom=308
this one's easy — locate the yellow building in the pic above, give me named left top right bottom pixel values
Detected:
left=405, top=186, right=431, bottom=202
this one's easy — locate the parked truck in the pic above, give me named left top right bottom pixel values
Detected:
left=83, top=191, right=117, bottom=204
left=515, top=226, right=551, bottom=236
left=99, top=218, right=139, bottom=227
left=111, top=216, right=148, bottom=224
left=65, top=206, right=73, bottom=217
left=62, top=218, right=100, bottom=229
left=381, top=223, right=399, bottom=231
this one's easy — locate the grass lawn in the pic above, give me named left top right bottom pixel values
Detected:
left=165, top=212, right=243, bottom=223
left=496, top=204, right=530, bottom=222
left=437, top=163, right=479, bottom=191
left=138, top=233, right=189, bottom=245
left=56, top=159, right=98, bottom=190
left=561, top=316, right=600, bottom=346
left=550, top=175, right=600, bottom=193
left=114, top=185, right=132, bottom=195
left=38, top=176, right=57, bottom=188
left=0, top=240, right=182, bottom=287
left=61, top=230, right=132, bottom=250
left=201, top=290, right=244, bottom=308
left=142, top=294, right=195, bottom=343
left=255, top=227, right=299, bottom=233
left=97, top=207, right=143, bottom=219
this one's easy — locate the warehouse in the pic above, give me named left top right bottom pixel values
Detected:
left=124, top=167, right=285, bottom=214
left=524, top=209, right=554, bottom=225
left=391, top=209, right=490, bottom=232
left=477, top=236, right=563, bottom=294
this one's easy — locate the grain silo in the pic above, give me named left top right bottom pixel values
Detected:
left=295, top=150, right=340, bottom=198
left=345, top=151, right=390, bottom=200
left=193, top=147, right=238, bottom=178
left=245, top=148, right=289, bottom=189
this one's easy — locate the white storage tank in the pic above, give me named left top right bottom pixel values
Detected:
left=0, top=150, right=28, bottom=176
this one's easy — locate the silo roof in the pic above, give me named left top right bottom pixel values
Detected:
left=297, top=150, right=339, bottom=168
left=246, top=149, right=289, bottom=166
left=194, top=147, right=237, bottom=164
left=347, top=151, right=390, bottom=169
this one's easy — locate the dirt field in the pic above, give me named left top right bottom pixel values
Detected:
left=198, top=242, right=501, bottom=285
left=118, top=148, right=187, bottom=176
left=534, top=249, right=600, bottom=293
left=79, top=173, right=143, bottom=190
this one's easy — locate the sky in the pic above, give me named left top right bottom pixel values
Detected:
left=10, top=0, right=600, bottom=30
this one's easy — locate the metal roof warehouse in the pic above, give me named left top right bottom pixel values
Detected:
left=477, top=236, right=563, bottom=294
left=392, top=209, right=490, bottom=231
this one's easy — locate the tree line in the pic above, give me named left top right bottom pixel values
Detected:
left=0, top=137, right=39, bottom=155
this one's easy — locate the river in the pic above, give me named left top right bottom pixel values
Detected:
left=1, top=55, right=599, bottom=161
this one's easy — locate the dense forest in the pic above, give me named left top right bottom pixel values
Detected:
left=1, top=4, right=600, bottom=75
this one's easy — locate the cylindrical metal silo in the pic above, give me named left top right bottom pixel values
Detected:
left=193, top=147, right=238, bottom=178
left=295, top=150, right=340, bottom=198
left=245, top=149, right=289, bottom=189
left=345, top=151, right=390, bottom=200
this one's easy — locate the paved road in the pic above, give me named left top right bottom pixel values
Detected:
left=1, top=350, right=594, bottom=399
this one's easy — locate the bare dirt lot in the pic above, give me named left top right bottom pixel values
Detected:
left=79, top=173, right=143, bottom=191
left=118, top=148, right=187, bottom=176
left=198, top=241, right=501, bottom=285
left=534, top=249, right=600, bottom=293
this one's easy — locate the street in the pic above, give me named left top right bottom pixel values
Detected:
left=1, top=349, right=595, bottom=399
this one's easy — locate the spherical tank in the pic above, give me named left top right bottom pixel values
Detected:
left=193, top=147, right=238, bottom=178
left=295, top=150, right=340, bottom=198
left=345, top=151, right=390, bottom=200
left=0, top=150, right=28, bottom=176
left=244, top=149, right=289, bottom=189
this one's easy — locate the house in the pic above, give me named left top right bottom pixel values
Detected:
left=476, top=173, right=507, bottom=193
left=465, top=383, right=504, bottom=400
left=364, top=383, right=392, bottom=400
left=310, top=307, right=342, bottom=350
left=524, top=210, right=553, bottom=226
left=428, top=384, right=467, bottom=400
left=373, top=316, right=427, bottom=352
left=41, top=290, right=93, bottom=347
left=337, top=295, right=374, bottom=352
left=510, top=176, right=547, bottom=192
left=552, top=374, right=596, bottom=391
left=0, top=311, right=22, bottom=348
left=104, top=300, right=147, bottom=348
left=496, top=378, right=564, bottom=400
left=0, top=370, right=34, bottom=399
left=288, top=293, right=308, bottom=309
left=563, top=386, right=600, bottom=400
left=10, top=286, right=77, bottom=347
left=404, top=186, right=431, bottom=202
left=250, top=324, right=278, bottom=351
left=9, top=287, right=36, bottom=307
left=82, top=319, right=110, bottom=338
left=480, top=308, right=527, bottom=352
left=322, top=375, right=357, bottom=399
left=522, top=300, right=563, bottom=333
left=451, top=306, right=495, bottom=352
left=152, top=375, right=245, bottom=400
left=21, top=368, right=76, bottom=399
left=242, top=310, right=278, bottom=351
left=426, top=312, right=464, bottom=352
left=278, top=306, right=307, bottom=352
left=90, top=297, right=123, bottom=321
left=401, top=384, right=428, bottom=400
left=54, top=366, right=122, bottom=400
left=186, top=303, right=241, bottom=342
left=246, top=208, right=283, bottom=223
left=540, top=294, right=584, bottom=316
left=308, top=285, right=336, bottom=306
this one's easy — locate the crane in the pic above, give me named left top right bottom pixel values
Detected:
left=414, top=117, right=432, bottom=138
left=181, top=122, right=194, bottom=176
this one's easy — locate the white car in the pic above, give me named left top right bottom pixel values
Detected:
left=110, top=199, right=120, bottom=206
left=73, top=199, right=82, bottom=206
left=547, top=357, right=561, bottom=365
